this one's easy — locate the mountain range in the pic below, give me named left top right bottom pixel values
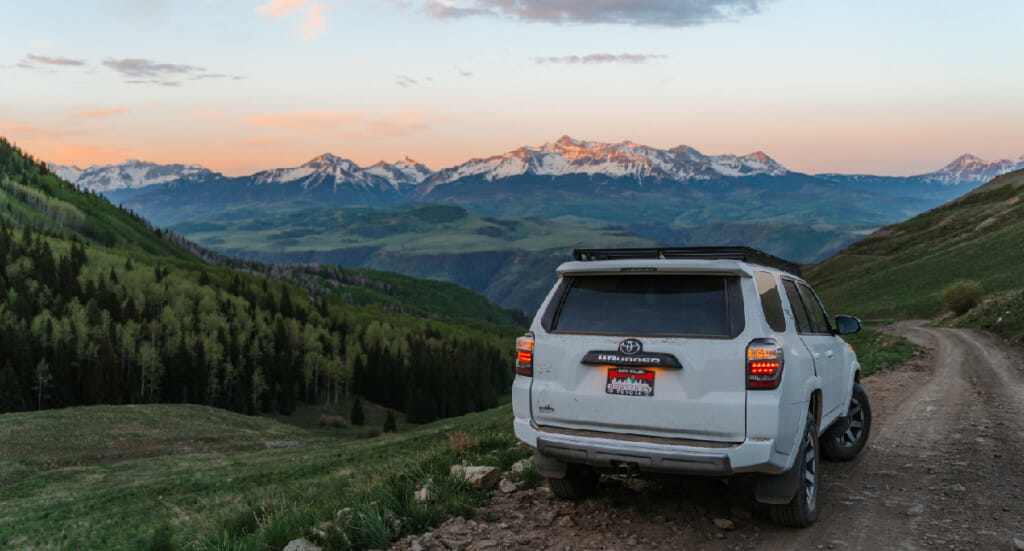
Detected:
left=47, top=137, right=1024, bottom=311
left=53, top=136, right=1024, bottom=196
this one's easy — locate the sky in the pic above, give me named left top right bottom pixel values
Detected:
left=2, top=0, right=1023, bottom=177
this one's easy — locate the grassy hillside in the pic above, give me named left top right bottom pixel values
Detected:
left=807, top=169, right=1024, bottom=321
left=0, top=402, right=530, bottom=550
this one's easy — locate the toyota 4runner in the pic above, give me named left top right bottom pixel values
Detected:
left=512, top=247, right=871, bottom=527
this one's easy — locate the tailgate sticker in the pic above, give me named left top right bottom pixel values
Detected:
left=606, top=368, right=655, bottom=397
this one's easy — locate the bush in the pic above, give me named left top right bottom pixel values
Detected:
left=351, top=398, right=365, bottom=426
left=318, top=414, right=346, bottom=428
left=383, top=410, right=397, bottom=433
left=942, top=280, right=983, bottom=315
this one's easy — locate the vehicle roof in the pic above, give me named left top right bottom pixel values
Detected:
left=571, top=247, right=802, bottom=276
left=556, top=258, right=802, bottom=279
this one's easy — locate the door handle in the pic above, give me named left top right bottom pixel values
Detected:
left=826, top=350, right=834, bottom=359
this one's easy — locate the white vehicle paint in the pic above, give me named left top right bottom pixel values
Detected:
left=512, top=248, right=869, bottom=527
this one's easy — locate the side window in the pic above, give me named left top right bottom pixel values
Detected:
left=798, top=283, right=833, bottom=335
left=754, top=271, right=787, bottom=332
left=782, top=279, right=813, bottom=334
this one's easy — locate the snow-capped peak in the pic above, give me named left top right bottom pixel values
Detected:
left=922, top=153, right=1024, bottom=185
left=420, top=137, right=790, bottom=191
left=365, top=157, right=434, bottom=186
left=49, top=160, right=218, bottom=192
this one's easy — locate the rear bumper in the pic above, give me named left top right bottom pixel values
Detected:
left=514, top=417, right=790, bottom=476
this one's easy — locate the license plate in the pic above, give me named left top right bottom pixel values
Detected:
left=606, top=368, right=655, bottom=397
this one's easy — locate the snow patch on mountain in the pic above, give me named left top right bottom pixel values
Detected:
left=919, top=153, right=1024, bottom=185
left=421, top=136, right=789, bottom=191
left=49, top=160, right=218, bottom=192
left=251, top=153, right=432, bottom=191
left=366, top=157, right=434, bottom=187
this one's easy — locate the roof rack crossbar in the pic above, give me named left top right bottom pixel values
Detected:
left=571, top=246, right=802, bottom=276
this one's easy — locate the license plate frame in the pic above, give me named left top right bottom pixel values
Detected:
left=605, top=368, right=655, bottom=397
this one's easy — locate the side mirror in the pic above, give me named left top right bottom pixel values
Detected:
left=834, top=315, right=861, bottom=335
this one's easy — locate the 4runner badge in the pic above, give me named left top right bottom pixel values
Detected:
left=618, top=339, right=642, bottom=356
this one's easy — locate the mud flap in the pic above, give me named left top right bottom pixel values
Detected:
left=533, top=450, right=568, bottom=479
left=754, top=459, right=801, bottom=504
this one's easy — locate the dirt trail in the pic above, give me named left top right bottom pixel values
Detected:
left=394, top=322, right=1024, bottom=550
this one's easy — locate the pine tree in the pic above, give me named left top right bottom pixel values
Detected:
left=351, top=397, right=365, bottom=425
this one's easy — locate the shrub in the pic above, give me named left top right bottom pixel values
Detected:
left=318, top=414, right=346, bottom=428
left=383, top=410, right=397, bottom=433
left=447, top=431, right=476, bottom=454
left=942, top=280, right=983, bottom=315
left=351, top=398, right=365, bottom=426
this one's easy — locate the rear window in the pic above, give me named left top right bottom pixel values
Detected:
left=550, top=275, right=744, bottom=337
left=754, top=271, right=787, bottom=333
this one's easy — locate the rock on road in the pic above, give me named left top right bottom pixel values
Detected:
left=393, top=322, right=1024, bottom=550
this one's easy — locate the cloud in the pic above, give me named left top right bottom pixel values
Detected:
left=258, top=0, right=329, bottom=39
left=257, top=0, right=311, bottom=18
left=245, top=109, right=437, bottom=138
left=102, top=58, right=201, bottom=78
left=72, top=106, right=130, bottom=120
left=395, top=75, right=419, bottom=87
left=534, top=53, right=668, bottom=64
left=25, top=54, right=86, bottom=66
left=0, top=120, right=81, bottom=140
left=420, top=0, right=767, bottom=26
left=302, top=3, right=329, bottom=39
left=101, top=58, right=242, bottom=85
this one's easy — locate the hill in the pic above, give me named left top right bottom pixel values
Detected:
left=806, top=168, right=1024, bottom=322
left=0, top=402, right=529, bottom=550
left=0, top=137, right=519, bottom=422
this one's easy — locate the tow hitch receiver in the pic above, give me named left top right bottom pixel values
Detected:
left=611, top=461, right=640, bottom=479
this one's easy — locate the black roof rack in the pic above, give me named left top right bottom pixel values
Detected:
left=571, top=246, right=802, bottom=276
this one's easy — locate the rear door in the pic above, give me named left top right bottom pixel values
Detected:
left=530, top=274, right=749, bottom=443
left=782, top=279, right=843, bottom=418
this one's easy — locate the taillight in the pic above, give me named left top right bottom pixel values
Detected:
left=747, top=338, right=784, bottom=390
left=515, top=333, right=534, bottom=376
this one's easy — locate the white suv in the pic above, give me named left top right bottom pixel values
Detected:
left=512, top=247, right=871, bottom=527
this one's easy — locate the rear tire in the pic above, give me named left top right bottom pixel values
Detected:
left=821, top=383, right=872, bottom=462
left=546, top=465, right=599, bottom=500
left=769, top=411, right=819, bottom=527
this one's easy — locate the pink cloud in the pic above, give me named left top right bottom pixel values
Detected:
left=256, top=0, right=311, bottom=19
left=302, top=3, right=329, bottom=39
left=0, top=120, right=80, bottom=139
left=73, top=106, right=130, bottom=120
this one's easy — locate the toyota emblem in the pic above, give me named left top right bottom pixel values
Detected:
left=618, top=339, right=642, bottom=356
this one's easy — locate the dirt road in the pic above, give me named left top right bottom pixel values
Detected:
left=394, top=322, right=1024, bottom=550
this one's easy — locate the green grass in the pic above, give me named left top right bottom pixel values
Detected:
left=807, top=169, right=1024, bottom=320
left=948, top=287, right=1024, bottom=343
left=844, top=327, right=923, bottom=378
left=0, top=402, right=528, bottom=551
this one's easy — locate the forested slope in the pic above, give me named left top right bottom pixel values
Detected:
left=0, top=137, right=518, bottom=421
